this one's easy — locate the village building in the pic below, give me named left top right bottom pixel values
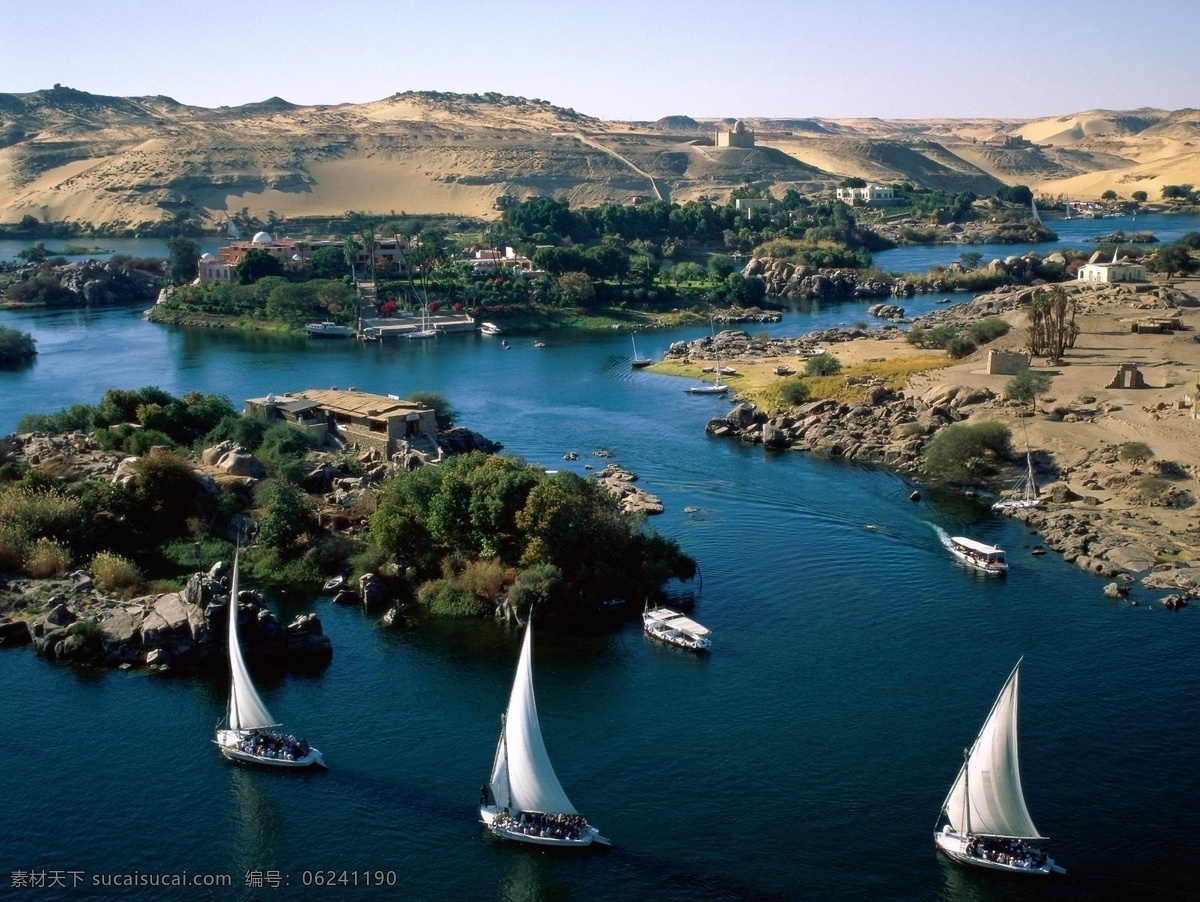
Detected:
left=836, top=184, right=897, bottom=205
left=1077, top=249, right=1146, bottom=284
left=715, top=120, right=755, bottom=148
left=244, top=387, right=440, bottom=461
left=464, top=246, right=534, bottom=274
left=733, top=199, right=771, bottom=219
left=198, top=232, right=411, bottom=284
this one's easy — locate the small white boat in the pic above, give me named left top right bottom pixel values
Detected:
left=305, top=321, right=355, bottom=337
left=685, top=321, right=728, bottom=395
left=480, top=620, right=608, bottom=848
left=631, top=334, right=653, bottom=369
left=935, top=658, right=1064, bottom=876
left=322, top=575, right=345, bottom=593
left=533, top=341, right=546, bottom=348
left=404, top=304, right=439, bottom=340
left=215, top=549, right=324, bottom=768
left=950, top=536, right=1008, bottom=575
left=642, top=607, right=711, bottom=651
left=992, top=438, right=1041, bottom=512
left=480, top=321, right=503, bottom=336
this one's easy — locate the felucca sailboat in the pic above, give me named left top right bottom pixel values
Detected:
left=935, top=659, right=1062, bottom=874
left=480, top=620, right=608, bottom=847
left=215, top=549, right=324, bottom=768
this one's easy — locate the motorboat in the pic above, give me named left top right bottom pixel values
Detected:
left=480, top=321, right=503, bottom=336
left=305, top=321, right=354, bottom=338
left=642, top=607, right=711, bottom=651
left=950, top=536, right=1008, bottom=575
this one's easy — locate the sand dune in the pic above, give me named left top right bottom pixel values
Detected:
left=2, top=87, right=1199, bottom=228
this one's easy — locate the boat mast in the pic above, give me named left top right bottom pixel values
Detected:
left=962, top=747, right=971, bottom=837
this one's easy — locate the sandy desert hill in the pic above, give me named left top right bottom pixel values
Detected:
left=2, top=85, right=1198, bottom=230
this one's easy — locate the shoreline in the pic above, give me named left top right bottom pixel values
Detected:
left=674, top=277, right=1200, bottom=602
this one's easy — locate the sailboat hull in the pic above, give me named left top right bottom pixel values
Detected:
left=480, top=805, right=607, bottom=848
left=935, top=830, right=1055, bottom=875
left=215, top=730, right=325, bottom=768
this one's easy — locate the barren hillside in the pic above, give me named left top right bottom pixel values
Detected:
left=2, top=86, right=1198, bottom=229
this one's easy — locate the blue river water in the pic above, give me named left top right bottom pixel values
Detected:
left=0, top=301, right=1197, bottom=900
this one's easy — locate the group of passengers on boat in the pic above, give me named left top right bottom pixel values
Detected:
left=236, top=730, right=311, bottom=761
left=495, top=810, right=589, bottom=841
left=965, top=835, right=1048, bottom=869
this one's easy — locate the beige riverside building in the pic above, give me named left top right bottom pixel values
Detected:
left=715, top=121, right=755, bottom=148
left=244, top=388, right=440, bottom=461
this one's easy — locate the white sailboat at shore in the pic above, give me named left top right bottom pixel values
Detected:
left=631, top=333, right=652, bottom=368
left=405, top=303, right=439, bottom=340
left=480, top=620, right=608, bottom=848
left=215, top=549, right=324, bottom=768
left=935, top=659, right=1063, bottom=875
left=685, top=322, right=728, bottom=395
left=992, top=437, right=1041, bottom=511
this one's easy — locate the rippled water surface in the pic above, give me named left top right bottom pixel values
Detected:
left=0, top=307, right=1196, bottom=900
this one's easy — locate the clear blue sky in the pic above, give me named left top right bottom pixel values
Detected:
left=3, top=0, right=1196, bottom=120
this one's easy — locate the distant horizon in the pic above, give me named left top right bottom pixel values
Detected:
left=2, top=0, right=1196, bottom=122
left=4, top=82, right=1190, bottom=125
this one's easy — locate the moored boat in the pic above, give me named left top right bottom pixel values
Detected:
left=950, top=536, right=1008, bottom=575
left=305, top=321, right=354, bottom=337
left=992, top=434, right=1041, bottom=512
left=480, top=321, right=503, bottom=336
left=215, top=549, right=325, bottom=768
left=480, top=619, right=608, bottom=848
left=642, top=606, right=711, bottom=651
left=631, top=333, right=652, bottom=368
left=934, top=659, right=1064, bottom=875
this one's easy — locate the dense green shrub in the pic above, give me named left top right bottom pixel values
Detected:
left=966, top=317, right=1011, bottom=345
left=922, top=422, right=1013, bottom=483
left=0, top=325, right=37, bottom=364
left=1118, top=442, right=1154, bottom=465
left=804, top=354, right=842, bottom=377
left=779, top=378, right=813, bottom=406
left=944, top=336, right=977, bottom=359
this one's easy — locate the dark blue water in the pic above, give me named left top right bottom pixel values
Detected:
left=873, top=213, right=1200, bottom=274
left=0, top=308, right=1197, bottom=900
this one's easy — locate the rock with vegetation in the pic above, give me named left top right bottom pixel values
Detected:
left=0, top=325, right=37, bottom=364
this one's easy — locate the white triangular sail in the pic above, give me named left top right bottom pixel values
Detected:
left=942, top=660, right=1042, bottom=839
left=226, top=550, right=278, bottom=732
left=488, top=622, right=576, bottom=815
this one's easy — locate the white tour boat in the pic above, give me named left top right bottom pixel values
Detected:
left=935, top=659, right=1064, bottom=875
left=480, top=620, right=609, bottom=848
left=642, top=607, right=711, bottom=651
left=305, top=321, right=355, bottom=338
left=950, top=536, right=1008, bottom=575
left=215, top=549, right=325, bottom=768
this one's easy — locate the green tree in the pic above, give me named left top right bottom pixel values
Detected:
left=406, top=390, right=458, bottom=431
left=708, top=255, right=736, bottom=280
left=959, top=251, right=983, bottom=270
left=1131, top=191, right=1148, bottom=203
left=1117, top=441, right=1154, bottom=466
left=1101, top=190, right=1118, bottom=201
left=1151, top=242, right=1194, bottom=278
left=556, top=271, right=596, bottom=307
left=311, top=246, right=348, bottom=280
left=236, top=248, right=283, bottom=285
left=1004, top=370, right=1052, bottom=404
left=256, top=479, right=316, bottom=554
left=995, top=185, right=1034, bottom=206
left=0, top=326, right=37, bottom=364
left=1161, top=184, right=1193, bottom=200
left=839, top=177, right=867, bottom=189
left=922, top=422, right=1013, bottom=483
left=804, top=353, right=842, bottom=377
left=17, top=242, right=48, bottom=263
left=1026, top=286, right=1077, bottom=361
left=779, top=378, right=812, bottom=406
left=166, top=236, right=201, bottom=285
